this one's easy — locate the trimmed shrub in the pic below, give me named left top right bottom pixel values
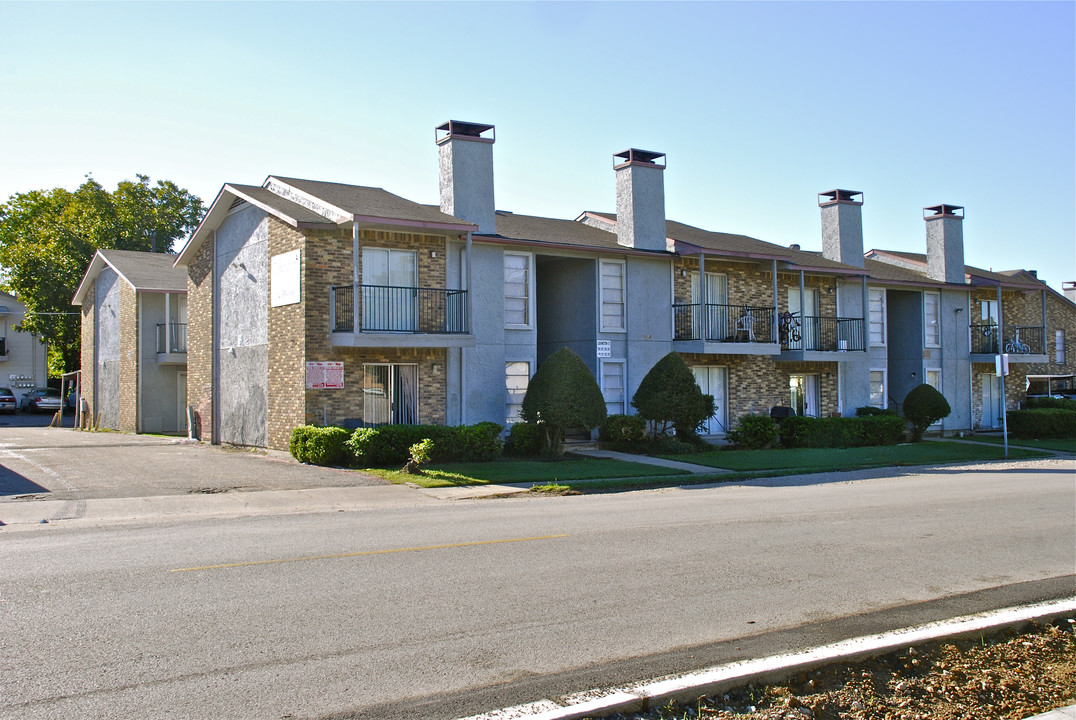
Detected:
left=520, top=348, right=607, bottom=455
left=346, top=422, right=504, bottom=466
left=903, top=384, right=952, bottom=441
left=1008, top=409, right=1076, bottom=439
left=456, top=421, right=504, bottom=462
left=632, top=352, right=715, bottom=440
left=779, top=415, right=905, bottom=448
left=599, top=414, right=647, bottom=451
left=856, top=406, right=898, bottom=417
left=504, top=422, right=543, bottom=457
left=726, top=414, right=778, bottom=450
left=289, top=425, right=350, bottom=466
left=1025, top=396, right=1076, bottom=412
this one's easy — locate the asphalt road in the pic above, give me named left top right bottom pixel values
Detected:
left=2, top=456, right=1074, bottom=720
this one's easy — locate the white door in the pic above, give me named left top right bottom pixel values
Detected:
left=362, top=248, right=417, bottom=331
left=981, top=373, right=1002, bottom=429
left=691, top=366, right=727, bottom=435
left=789, top=374, right=820, bottom=417
left=691, top=272, right=728, bottom=340
left=789, top=288, right=820, bottom=349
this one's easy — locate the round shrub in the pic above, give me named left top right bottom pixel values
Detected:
left=599, top=414, right=646, bottom=451
left=289, top=425, right=350, bottom=466
left=520, top=347, right=607, bottom=454
left=902, top=384, right=951, bottom=441
left=726, top=414, right=778, bottom=450
left=632, top=352, right=715, bottom=440
left=504, top=422, right=542, bottom=457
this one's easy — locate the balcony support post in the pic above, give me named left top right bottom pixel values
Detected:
left=466, top=231, right=473, bottom=335
left=699, top=252, right=707, bottom=340
left=771, top=260, right=778, bottom=342
left=359, top=220, right=367, bottom=333
left=996, top=284, right=1003, bottom=347
left=862, top=276, right=869, bottom=349
left=1042, top=289, right=1047, bottom=346
left=165, top=292, right=171, bottom=352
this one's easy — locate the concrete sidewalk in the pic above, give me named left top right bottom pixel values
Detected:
left=1032, top=706, right=1076, bottom=720
left=569, top=447, right=727, bottom=474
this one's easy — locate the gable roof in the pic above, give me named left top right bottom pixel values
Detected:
left=72, top=250, right=187, bottom=306
left=478, top=210, right=665, bottom=255
left=174, top=177, right=478, bottom=268
left=866, top=249, right=1046, bottom=290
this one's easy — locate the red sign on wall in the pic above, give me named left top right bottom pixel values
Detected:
left=306, top=362, right=344, bottom=389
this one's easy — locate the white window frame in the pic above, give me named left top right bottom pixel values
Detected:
left=869, top=369, right=887, bottom=409
left=869, top=288, right=886, bottom=347
left=503, top=251, right=534, bottom=329
left=505, top=360, right=531, bottom=424
left=923, top=291, right=940, bottom=347
left=599, top=259, right=626, bottom=333
left=925, top=369, right=942, bottom=426
left=1056, top=330, right=1065, bottom=365
left=599, top=359, right=627, bottom=416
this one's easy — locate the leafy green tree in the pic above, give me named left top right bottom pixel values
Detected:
left=632, top=352, right=715, bottom=440
left=902, top=383, right=951, bottom=441
left=520, top=347, right=607, bottom=455
left=0, top=175, right=204, bottom=375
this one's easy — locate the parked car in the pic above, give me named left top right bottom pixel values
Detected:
left=0, top=387, right=16, bottom=414
left=20, top=388, right=62, bottom=414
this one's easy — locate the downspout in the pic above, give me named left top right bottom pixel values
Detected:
left=352, top=221, right=361, bottom=331
left=137, top=294, right=143, bottom=433
left=861, top=276, right=869, bottom=351
left=1041, top=289, right=1047, bottom=352
left=771, top=259, right=778, bottom=342
left=799, top=270, right=806, bottom=347
left=462, top=231, right=472, bottom=425
left=698, top=251, right=707, bottom=340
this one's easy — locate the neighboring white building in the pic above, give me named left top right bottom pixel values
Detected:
left=0, top=291, right=49, bottom=406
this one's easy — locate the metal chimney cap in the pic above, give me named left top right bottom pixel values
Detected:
left=614, top=148, right=666, bottom=168
left=818, top=189, right=863, bottom=207
left=436, top=120, right=495, bottom=144
left=924, top=204, right=964, bottom=220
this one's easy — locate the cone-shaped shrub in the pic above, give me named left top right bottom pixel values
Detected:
left=520, top=347, right=607, bottom=455
left=903, top=383, right=951, bottom=441
left=632, top=352, right=715, bottom=439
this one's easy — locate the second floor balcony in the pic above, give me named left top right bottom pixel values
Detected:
left=330, top=284, right=474, bottom=348
left=673, top=303, right=777, bottom=345
left=156, top=322, right=187, bottom=364
left=971, top=323, right=1046, bottom=361
left=780, top=314, right=866, bottom=354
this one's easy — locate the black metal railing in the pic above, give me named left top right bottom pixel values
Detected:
left=971, top=323, right=1044, bottom=355
left=156, top=323, right=187, bottom=353
left=780, top=315, right=865, bottom=352
left=331, top=285, right=468, bottom=334
left=673, top=303, right=776, bottom=343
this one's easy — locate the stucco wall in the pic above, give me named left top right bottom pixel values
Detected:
left=94, top=268, right=121, bottom=429
left=138, top=292, right=183, bottom=433
left=215, top=205, right=269, bottom=447
left=536, top=256, right=597, bottom=371
left=625, top=256, right=674, bottom=403
left=886, top=289, right=923, bottom=407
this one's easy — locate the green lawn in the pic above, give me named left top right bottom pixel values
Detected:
left=659, top=441, right=1046, bottom=472
left=952, top=436, right=1076, bottom=453
left=362, top=457, right=690, bottom=488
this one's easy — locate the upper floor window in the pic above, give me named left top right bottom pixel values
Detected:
left=504, top=252, right=532, bottom=328
left=1057, top=330, right=1066, bottom=364
left=869, top=288, right=886, bottom=346
left=924, top=292, right=940, bottom=347
left=600, top=260, right=626, bottom=332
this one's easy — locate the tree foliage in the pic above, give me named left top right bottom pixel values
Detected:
left=520, top=347, right=607, bottom=455
left=632, top=352, right=715, bottom=439
left=902, top=383, right=951, bottom=441
left=0, top=175, right=204, bottom=375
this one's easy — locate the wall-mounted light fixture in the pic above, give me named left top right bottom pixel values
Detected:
left=430, top=250, right=438, bottom=258
left=955, top=307, right=964, bottom=313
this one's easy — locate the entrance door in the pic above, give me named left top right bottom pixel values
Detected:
left=691, top=366, right=727, bottom=435
left=362, top=248, right=417, bottom=331
left=363, top=363, right=418, bottom=425
left=789, top=288, right=820, bottom=349
left=691, top=272, right=728, bottom=340
left=789, top=374, right=820, bottom=417
left=981, top=373, right=1002, bottom=429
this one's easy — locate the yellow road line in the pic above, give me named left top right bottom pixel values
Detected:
left=170, top=534, right=570, bottom=573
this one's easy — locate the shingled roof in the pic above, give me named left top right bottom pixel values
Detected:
left=73, top=250, right=187, bottom=305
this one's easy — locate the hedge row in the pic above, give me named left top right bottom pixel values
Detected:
left=290, top=422, right=503, bottom=467
left=1025, top=396, right=1076, bottom=412
left=778, top=415, right=905, bottom=448
left=1007, top=409, right=1076, bottom=439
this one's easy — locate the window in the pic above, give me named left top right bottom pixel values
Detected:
left=362, top=248, right=417, bottom=331
left=504, top=253, right=532, bottom=328
left=363, top=364, right=417, bottom=425
left=1057, top=330, right=1066, bottom=364
left=789, top=374, right=820, bottom=417
left=924, top=292, right=940, bottom=347
left=599, top=260, right=625, bottom=332
left=505, top=361, right=530, bottom=424
left=925, top=369, right=942, bottom=427
left=869, top=370, right=886, bottom=409
left=869, top=288, right=886, bottom=346
left=600, top=360, right=626, bottom=415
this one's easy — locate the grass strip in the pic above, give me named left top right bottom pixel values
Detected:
left=950, top=436, right=1076, bottom=452
left=362, top=457, right=691, bottom=488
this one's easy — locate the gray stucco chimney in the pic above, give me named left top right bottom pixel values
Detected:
left=924, top=204, right=966, bottom=284
left=436, top=120, right=496, bottom=234
left=614, top=149, right=667, bottom=252
left=818, top=189, right=864, bottom=268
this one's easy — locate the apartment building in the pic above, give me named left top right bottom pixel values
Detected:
left=0, top=290, right=49, bottom=405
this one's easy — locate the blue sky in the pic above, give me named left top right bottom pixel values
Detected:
left=2, top=1, right=1073, bottom=291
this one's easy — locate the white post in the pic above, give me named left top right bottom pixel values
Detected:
left=352, top=221, right=361, bottom=331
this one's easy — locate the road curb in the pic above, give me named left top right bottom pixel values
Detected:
left=458, top=596, right=1076, bottom=720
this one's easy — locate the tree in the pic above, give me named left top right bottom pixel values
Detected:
left=0, top=175, right=204, bottom=375
left=632, top=352, right=715, bottom=440
left=520, top=347, right=607, bottom=455
left=903, top=383, right=951, bottom=441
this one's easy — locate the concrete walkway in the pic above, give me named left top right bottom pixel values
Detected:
left=568, top=447, right=727, bottom=474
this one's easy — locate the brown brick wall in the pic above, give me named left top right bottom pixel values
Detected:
left=266, top=218, right=306, bottom=451
left=672, top=259, right=839, bottom=317
left=80, top=283, right=95, bottom=426
left=186, top=235, right=215, bottom=441
left=118, top=282, right=139, bottom=433
left=971, top=362, right=1026, bottom=429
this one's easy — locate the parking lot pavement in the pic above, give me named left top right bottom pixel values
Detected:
left=0, top=426, right=387, bottom=502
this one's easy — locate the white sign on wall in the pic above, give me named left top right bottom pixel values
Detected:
left=597, top=340, right=611, bottom=358
left=306, top=361, right=344, bottom=389
left=270, top=249, right=301, bottom=307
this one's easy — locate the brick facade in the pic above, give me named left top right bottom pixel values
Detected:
left=186, top=235, right=215, bottom=441
left=118, top=282, right=139, bottom=433
left=79, top=283, right=95, bottom=427
left=267, top=219, right=306, bottom=450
